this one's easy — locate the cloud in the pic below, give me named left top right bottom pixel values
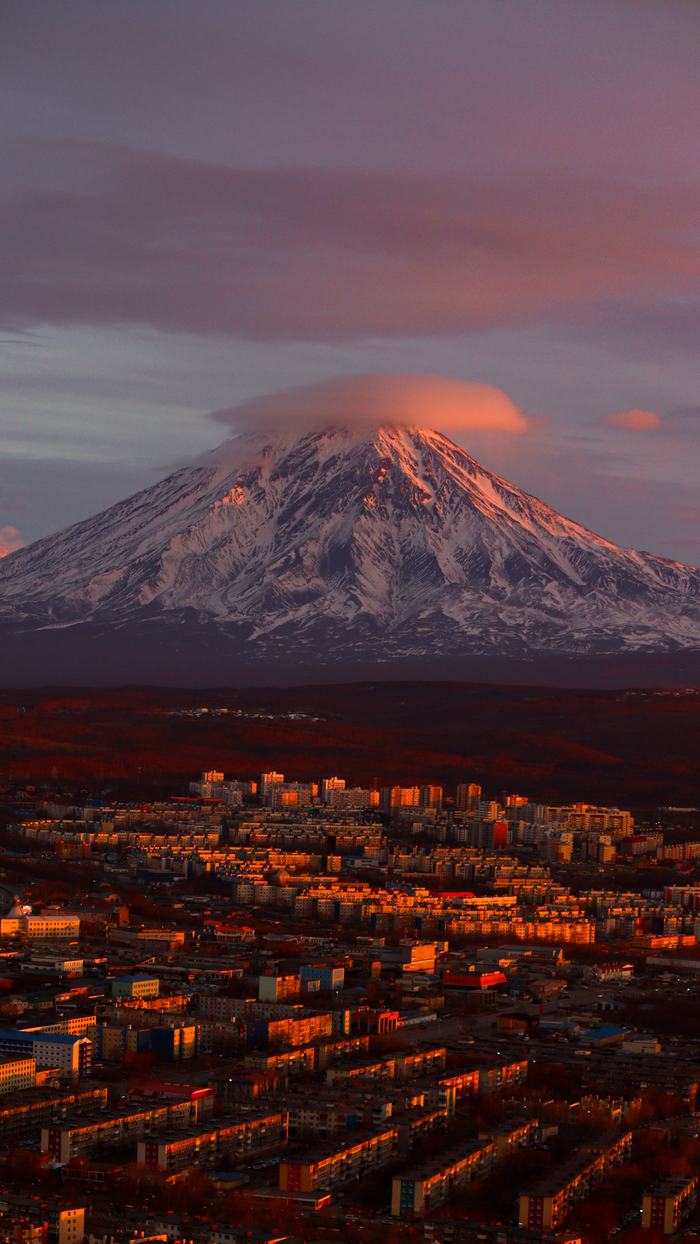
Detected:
left=0, top=526, right=24, bottom=557
left=600, top=409, right=666, bottom=431
left=209, top=373, right=528, bottom=436
left=1, top=141, right=700, bottom=342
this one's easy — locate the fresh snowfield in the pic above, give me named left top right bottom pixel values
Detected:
left=1, top=422, right=700, bottom=658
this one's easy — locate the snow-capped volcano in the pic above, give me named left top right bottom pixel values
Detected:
left=2, top=420, right=700, bottom=670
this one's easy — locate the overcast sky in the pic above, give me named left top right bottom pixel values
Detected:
left=2, top=0, right=700, bottom=561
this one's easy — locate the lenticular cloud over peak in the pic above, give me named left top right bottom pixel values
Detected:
left=209, top=373, right=528, bottom=437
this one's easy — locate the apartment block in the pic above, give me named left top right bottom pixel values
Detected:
left=437, top=1069, right=479, bottom=1102
left=479, top=1119, right=539, bottom=1160
left=0, top=1086, right=108, bottom=1144
left=21, top=1015, right=97, bottom=1039
left=392, top=1140, right=497, bottom=1217
left=41, top=1101, right=186, bottom=1162
left=279, top=1125, right=398, bottom=1192
left=398, top=1105, right=449, bottom=1151
left=0, top=1057, right=36, bottom=1095
left=642, top=1177, right=697, bottom=1234
left=244, top=1047, right=317, bottom=1077
left=138, top=1108, right=289, bottom=1170
left=258, top=974, right=300, bottom=1003
left=0, top=1032, right=91, bottom=1079
left=477, top=1060, right=528, bottom=1093
left=326, top=1057, right=395, bottom=1086
left=287, top=1096, right=365, bottom=1140
left=247, top=1012, right=333, bottom=1049
left=394, top=1047, right=446, bottom=1080
left=519, top=1155, right=606, bottom=1231
left=580, top=1131, right=633, bottom=1168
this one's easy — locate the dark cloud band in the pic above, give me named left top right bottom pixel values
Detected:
left=1, top=144, right=699, bottom=341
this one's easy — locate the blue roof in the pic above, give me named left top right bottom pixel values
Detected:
left=0, top=1029, right=85, bottom=1045
left=34, top=1033, right=87, bottom=1045
left=581, top=1025, right=631, bottom=1041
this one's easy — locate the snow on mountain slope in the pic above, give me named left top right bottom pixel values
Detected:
left=1, top=422, right=700, bottom=657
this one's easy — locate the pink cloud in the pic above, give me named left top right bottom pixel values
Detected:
left=212, top=374, right=528, bottom=436
left=1, top=142, right=700, bottom=341
left=600, top=409, right=666, bottom=430
left=0, top=526, right=24, bottom=557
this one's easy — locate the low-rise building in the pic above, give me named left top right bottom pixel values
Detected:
left=0, top=1199, right=85, bottom=1244
left=111, top=976, right=159, bottom=1000
left=25, top=916, right=81, bottom=940
left=0, top=1215, right=45, bottom=1244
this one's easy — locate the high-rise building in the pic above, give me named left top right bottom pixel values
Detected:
left=260, top=772, right=284, bottom=804
left=380, top=787, right=421, bottom=812
left=455, top=783, right=481, bottom=811
left=271, top=783, right=314, bottom=809
left=476, top=800, right=502, bottom=822
left=419, top=785, right=443, bottom=810
left=321, top=777, right=346, bottom=802
left=328, top=787, right=373, bottom=809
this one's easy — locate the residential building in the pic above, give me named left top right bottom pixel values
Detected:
left=138, top=1109, right=289, bottom=1170
left=642, top=1178, right=697, bottom=1234
left=279, top=1126, right=398, bottom=1192
left=321, top=778, right=345, bottom=802
left=455, top=785, right=481, bottom=811
left=0, top=1057, right=35, bottom=1095
left=0, top=1031, right=91, bottom=1079
left=258, top=974, right=300, bottom=1003
left=391, top=1140, right=497, bottom=1217
left=111, top=976, right=160, bottom=1000
left=519, top=1155, right=606, bottom=1231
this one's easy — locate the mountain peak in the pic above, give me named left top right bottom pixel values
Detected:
left=1, top=418, right=699, bottom=675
